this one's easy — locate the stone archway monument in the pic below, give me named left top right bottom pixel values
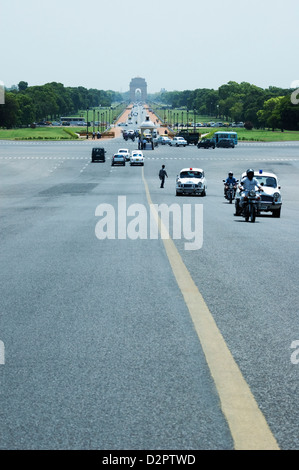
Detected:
left=129, top=77, right=147, bottom=102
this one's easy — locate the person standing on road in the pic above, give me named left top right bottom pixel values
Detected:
left=159, top=164, right=168, bottom=188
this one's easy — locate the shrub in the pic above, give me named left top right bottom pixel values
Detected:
left=244, top=121, right=253, bottom=130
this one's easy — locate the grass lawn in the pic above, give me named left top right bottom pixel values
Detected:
left=0, top=127, right=79, bottom=140
left=236, top=129, right=299, bottom=142
left=202, top=128, right=299, bottom=142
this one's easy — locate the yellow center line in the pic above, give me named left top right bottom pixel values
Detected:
left=142, top=167, right=279, bottom=451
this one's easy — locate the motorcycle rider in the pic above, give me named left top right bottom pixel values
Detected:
left=224, top=171, right=237, bottom=197
left=235, top=169, right=263, bottom=214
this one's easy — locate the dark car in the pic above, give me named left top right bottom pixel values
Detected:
left=91, top=147, right=106, bottom=162
left=216, top=139, right=235, bottom=148
left=197, top=138, right=215, bottom=149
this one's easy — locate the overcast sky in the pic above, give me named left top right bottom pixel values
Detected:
left=1, top=0, right=298, bottom=93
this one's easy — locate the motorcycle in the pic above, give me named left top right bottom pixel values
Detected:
left=223, top=180, right=238, bottom=203
left=240, top=189, right=261, bottom=223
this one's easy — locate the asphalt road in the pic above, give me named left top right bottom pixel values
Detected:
left=0, top=137, right=298, bottom=450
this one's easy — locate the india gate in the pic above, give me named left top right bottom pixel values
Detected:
left=129, top=77, right=147, bottom=102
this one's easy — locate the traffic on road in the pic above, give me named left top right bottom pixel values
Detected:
left=0, top=106, right=299, bottom=450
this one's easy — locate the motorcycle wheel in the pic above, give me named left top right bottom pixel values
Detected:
left=245, top=206, right=249, bottom=222
left=229, top=192, right=233, bottom=204
left=250, top=204, right=256, bottom=223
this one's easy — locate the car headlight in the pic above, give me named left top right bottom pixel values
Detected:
left=249, top=190, right=256, bottom=197
left=273, top=192, right=280, bottom=199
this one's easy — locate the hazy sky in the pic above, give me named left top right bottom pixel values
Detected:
left=1, top=0, right=298, bottom=93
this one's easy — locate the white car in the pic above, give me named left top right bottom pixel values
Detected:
left=170, top=136, right=187, bottom=147
left=130, top=150, right=144, bottom=166
left=155, top=135, right=172, bottom=145
left=235, top=170, right=282, bottom=217
left=118, top=148, right=130, bottom=161
left=176, top=167, right=207, bottom=196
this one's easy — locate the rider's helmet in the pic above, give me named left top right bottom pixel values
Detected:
left=247, top=169, right=254, bottom=180
left=228, top=171, right=233, bottom=177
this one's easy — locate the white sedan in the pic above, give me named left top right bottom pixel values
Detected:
left=235, top=170, right=282, bottom=217
left=170, top=136, right=188, bottom=147
left=130, top=150, right=144, bottom=166
left=176, top=167, right=207, bottom=196
left=118, top=148, right=130, bottom=161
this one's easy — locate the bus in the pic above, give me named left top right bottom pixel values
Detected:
left=212, top=131, right=238, bottom=145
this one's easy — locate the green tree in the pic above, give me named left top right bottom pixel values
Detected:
left=0, top=92, right=19, bottom=128
left=257, top=97, right=284, bottom=130
left=18, top=81, right=28, bottom=92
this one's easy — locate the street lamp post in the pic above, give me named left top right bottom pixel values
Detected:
left=86, top=107, right=89, bottom=139
left=194, top=109, right=196, bottom=132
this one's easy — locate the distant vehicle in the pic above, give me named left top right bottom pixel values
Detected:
left=176, top=167, right=207, bottom=196
left=216, top=139, right=235, bottom=148
left=177, top=131, right=199, bottom=145
left=130, top=150, right=144, bottom=166
left=111, top=153, right=126, bottom=166
left=212, top=131, right=238, bottom=146
left=170, top=136, right=187, bottom=147
left=154, top=135, right=171, bottom=145
left=60, top=117, right=85, bottom=125
left=91, top=147, right=106, bottom=162
left=118, top=148, right=130, bottom=161
left=197, top=138, right=215, bottom=149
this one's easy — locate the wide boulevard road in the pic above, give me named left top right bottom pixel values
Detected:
left=0, top=136, right=298, bottom=450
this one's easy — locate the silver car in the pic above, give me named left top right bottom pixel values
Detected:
left=111, top=153, right=126, bottom=166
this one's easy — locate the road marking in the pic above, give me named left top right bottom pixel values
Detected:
left=141, top=167, right=279, bottom=451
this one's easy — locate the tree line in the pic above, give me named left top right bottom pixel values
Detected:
left=1, top=80, right=299, bottom=130
left=0, top=81, right=123, bottom=128
left=152, top=81, right=299, bottom=130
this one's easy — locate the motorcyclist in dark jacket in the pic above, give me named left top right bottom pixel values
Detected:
left=224, top=171, right=237, bottom=196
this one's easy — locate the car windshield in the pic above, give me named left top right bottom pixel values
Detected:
left=255, top=176, right=277, bottom=187
left=180, top=171, right=203, bottom=178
